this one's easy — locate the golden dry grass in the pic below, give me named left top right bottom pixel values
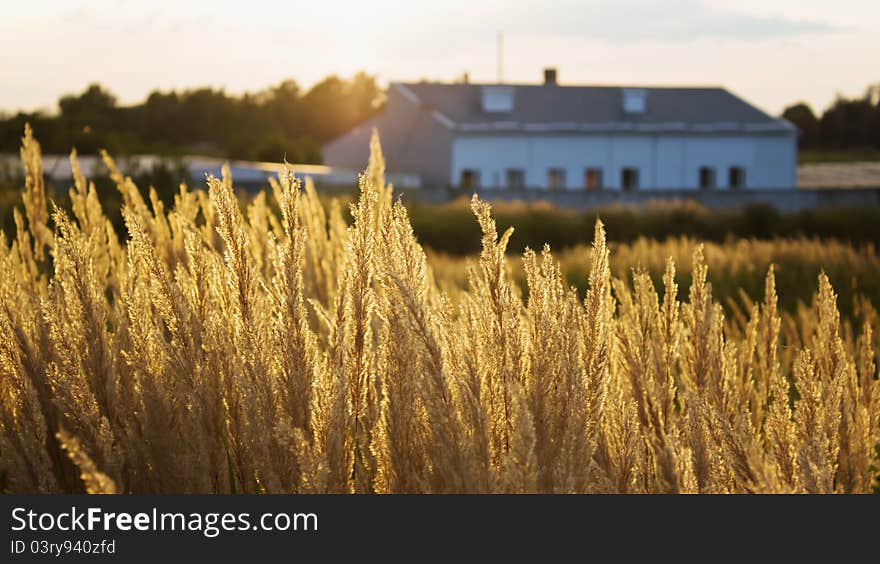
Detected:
left=1, top=126, right=878, bottom=493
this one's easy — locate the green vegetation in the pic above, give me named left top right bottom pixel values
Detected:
left=0, top=73, right=384, bottom=162
left=406, top=198, right=880, bottom=255
left=783, top=83, right=880, bottom=152
left=799, top=148, right=880, bottom=163
left=428, top=236, right=880, bottom=322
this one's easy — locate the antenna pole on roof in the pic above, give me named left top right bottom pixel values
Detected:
left=496, top=30, right=503, bottom=84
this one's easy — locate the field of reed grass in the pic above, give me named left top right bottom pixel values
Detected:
left=427, top=236, right=880, bottom=322
left=1, top=127, right=878, bottom=493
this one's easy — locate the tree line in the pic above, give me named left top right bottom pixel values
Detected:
left=0, top=73, right=384, bottom=163
left=2, top=77, right=877, bottom=163
left=783, top=84, right=880, bottom=151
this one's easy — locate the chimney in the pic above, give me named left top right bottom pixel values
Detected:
left=543, top=67, right=558, bottom=85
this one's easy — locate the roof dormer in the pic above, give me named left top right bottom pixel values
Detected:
left=622, top=88, right=647, bottom=115
left=481, top=85, right=514, bottom=113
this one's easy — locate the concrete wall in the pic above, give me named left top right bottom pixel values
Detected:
left=450, top=132, right=797, bottom=190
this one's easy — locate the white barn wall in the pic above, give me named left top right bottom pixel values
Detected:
left=752, top=136, right=798, bottom=188
left=656, top=137, right=686, bottom=188
left=451, top=133, right=796, bottom=190
left=680, top=137, right=753, bottom=189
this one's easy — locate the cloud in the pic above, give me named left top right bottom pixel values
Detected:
left=508, top=0, right=842, bottom=42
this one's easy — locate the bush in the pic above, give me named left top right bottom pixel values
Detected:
left=407, top=197, right=880, bottom=255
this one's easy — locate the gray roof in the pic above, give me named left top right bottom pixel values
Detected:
left=394, top=82, right=793, bottom=133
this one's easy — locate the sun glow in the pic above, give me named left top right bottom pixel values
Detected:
left=1, top=0, right=877, bottom=113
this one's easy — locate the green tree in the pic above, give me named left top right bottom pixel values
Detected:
left=820, top=89, right=877, bottom=148
left=782, top=102, right=820, bottom=148
left=301, top=72, right=384, bottom=142
left=58, top=83, right=117, bottom=120
left=0, top=73, right=383, bottom=161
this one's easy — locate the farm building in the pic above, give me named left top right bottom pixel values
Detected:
left=323, top=69, right=797, bottom=191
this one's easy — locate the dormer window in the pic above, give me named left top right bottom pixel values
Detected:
left=622, top=88, right=647, bottom=114
left=481, top=86, right=514, bottom=113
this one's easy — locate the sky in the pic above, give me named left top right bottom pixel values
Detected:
left=1, top=0, right=877, bottom=117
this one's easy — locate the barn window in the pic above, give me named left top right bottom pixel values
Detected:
left=460, top=169, right=480, bottom=189
left=699, top=167, right=716, bottom=190
left=506, top=168, right=526, bottom=189
left=729, top=166, right=746, bottom=189
left=621, top=168, right=639, bottom=191
left=547, top=168, right=566, bottom=190
left=584, top=168, right=603, bottom=190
